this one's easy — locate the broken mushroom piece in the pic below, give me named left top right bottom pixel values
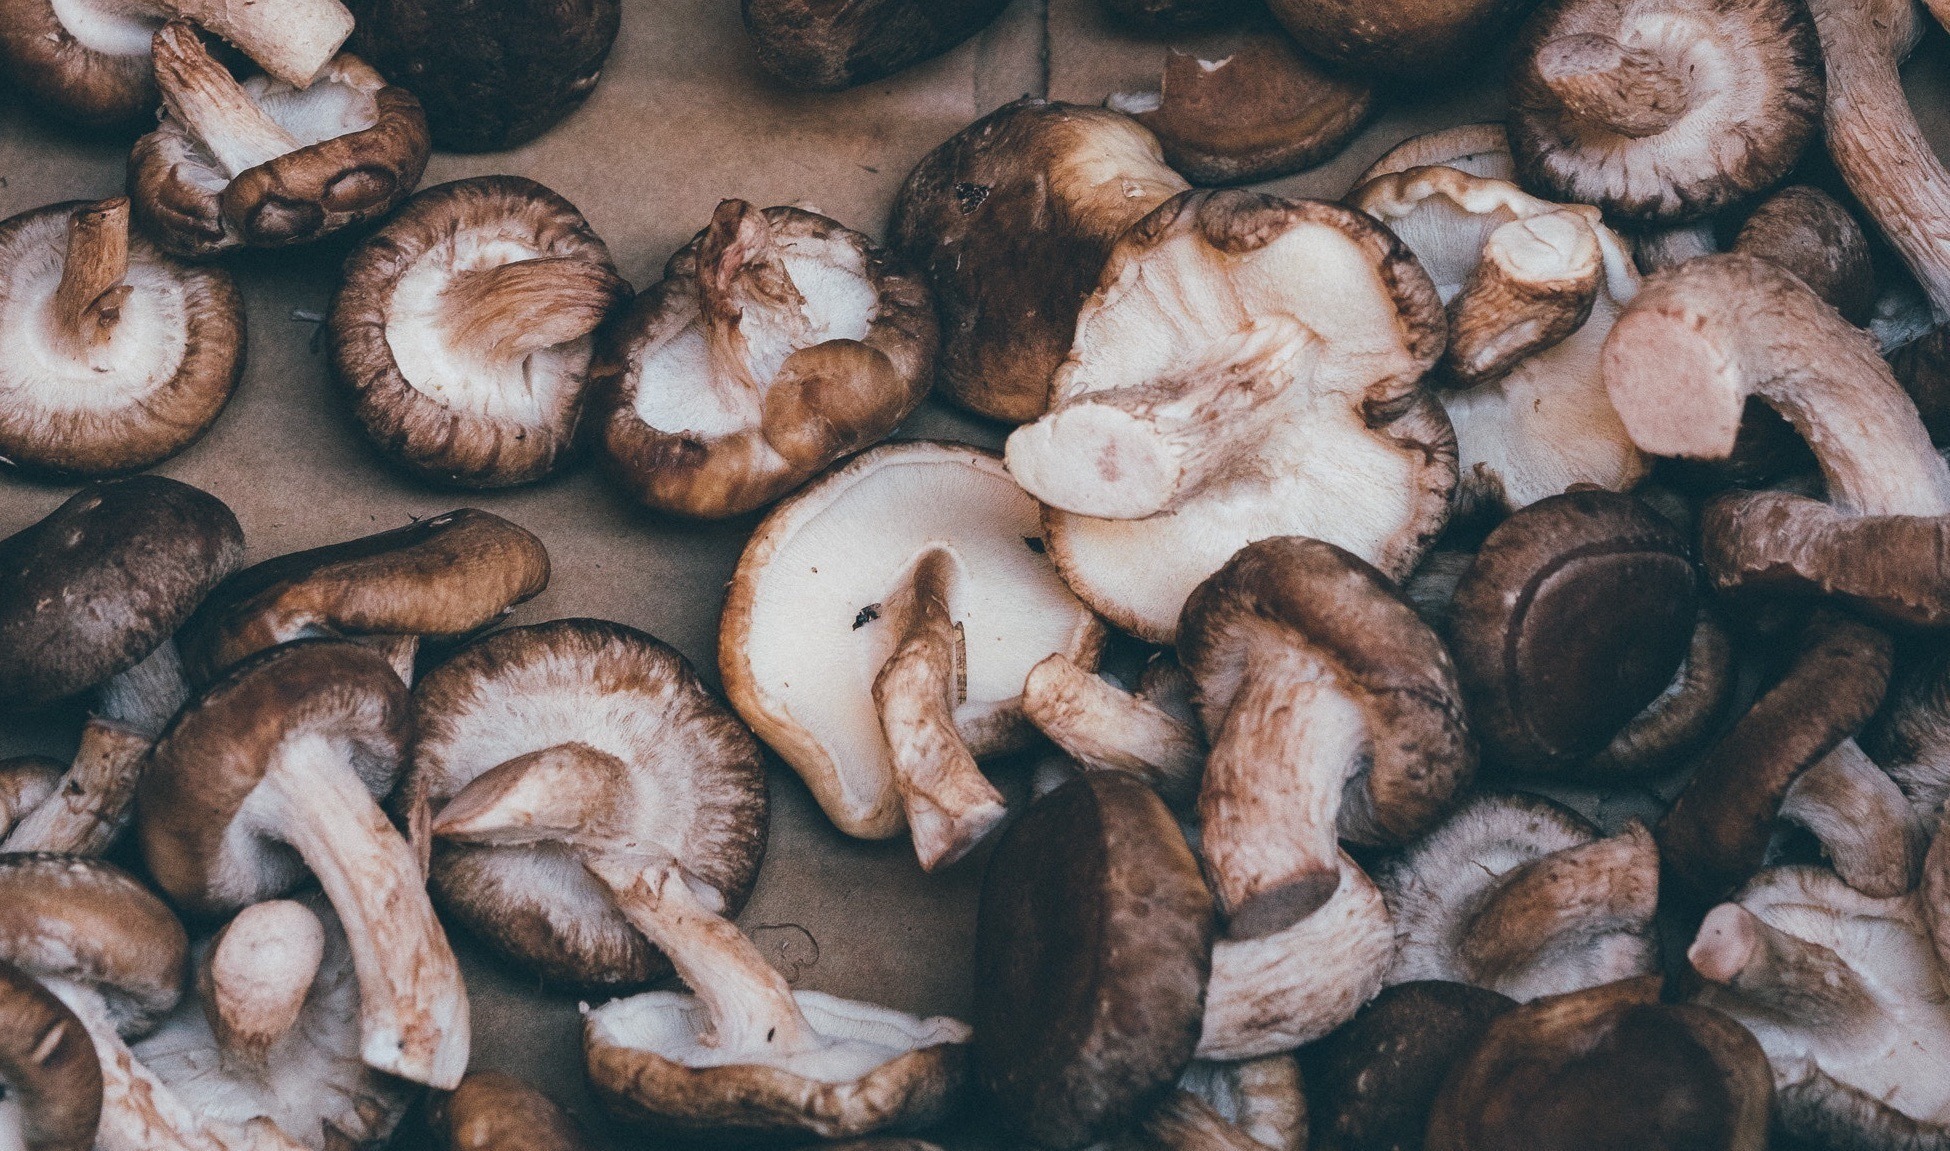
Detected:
left=137, top=640, right=469, bottom=1089
left=332, top=177, right=626, bottom=488
left=1008, top=191, right=1456, bottom=642
left=1263, top=0, right=1531, bottom=74
left=891, top=99, right=1188, bottom=423
left=1691, top=866, right=1950, bottom=1146
left=594, top=200, right=933, bottom=518
left=434, top=1071, right=589, bottom=1151
left=742, top=0, right=1011, bottom=90
left=130, top=23, right=429, bottom=260
left=0, top=957, right=101, bottom=1151
left=1507, top=0, right=1822, bottom=222
left=722, top=441, right=1104, bottom=871
left=0, top=198, right=244, bottom=476
left=1355, top=123, right=1515, bottom=185
left=1021, top=652, right=1205, bottom=807
left=406, top=618, right=767, bottom=988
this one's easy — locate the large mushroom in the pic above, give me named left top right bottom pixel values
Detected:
left=1005, top=191, right=1457, bottom=643
left=0, top=198, right=244, bottom=477
left=593, top=200, right=934, bottom=518
left=742, top=0, right=1011, bottom=90
left=0, top=957, right=101, bottom=1151
left=330, top=177, right=627, bottom=489
left=721, top=440, right=1105, bottom=871
left=130, top=22, right=429, bottom=260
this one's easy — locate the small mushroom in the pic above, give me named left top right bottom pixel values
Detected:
left=1020, top=652, right=1205, bottom=807
left=721, top=441, right=1104, bottom=871
left=0, top=957, right=102, bottom=1151
left=975, top=772, right=1215, bottom=1148
left=130, top=22, right=430, bottom=260
left=1263, top=0, right=1532, bottom=74
left=1733, top=185, right=1876, bottom=328
left=1428, top=976, right=1773, bottom=1150
left=1507, top=0, right=1823, bottom=222
left=1007, top=191, right=1457, bottom=642
left=137, top=640, right=469, bottom=1089
left=433, top=1071, right=588, bottom=1151
left=0, top=198, right=244, bottom=476
left=594, top=200, right=934, bottom=518
left=742, top=0, right=1012, bottom=90
left=330, top=177, right=626, bottom=488
left=1354, top=122, right=1515, bottom=185
left=1375, top=792, right=1660, bottom=1001
left=1690, top=865, right=1950, bottom=1146
left=890, top=99, right=1188, bottom=423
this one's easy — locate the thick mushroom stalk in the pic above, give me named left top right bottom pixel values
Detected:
left=1690, top=903, right=1874, bottom=1025
left=1444, top=209, right=1600, bottom=387
left=698, top=198, right=813, bottom=403
left=151, top=23, right=303, bottom=180
left=198, top=902, right=326, bottom=1070
left=1532, top=32, right=1688, bottom=137
left=48, top=200, right=133, bottom=368
left=1456, top=822, right=1659, bottom=988
left=0, top=723, right=151, bottom=857
left=439, top=258, right=624, bottom=364
left=157, top=0, right=354, bottom=88
left=1020, top=654, right=1205, bottom=806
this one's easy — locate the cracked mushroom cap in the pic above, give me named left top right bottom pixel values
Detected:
left=130, top=23, right=429, bottom=260
left=721, top=440, right=1105, bottom=869
left=433, top=1071, right=589, bottom=1151
left=1508, top=0, right=1823, bottom=222
left=405, top=618, right=768, bottom=988
left=0, top=475, right=242, bottom=710
left=1349, top=166, right=1645, bottom=516
left=0, top=198, right=244, bottom=477
left=594, top=200, right=934, bottom=519
left=1009, top=191, right=1456, bottom=644
left=0, top=958, right=101, bottom=1151
left=1374, top=792, right=1661, bottom=1002
left=742, top=0, right=1011, bottom=90
left=975, top=773, right=1215, bottom=1149
left=890, top=98, right=1189, bottom=423
left=1356, top=123, right=1516, bottom=185
left=331, top=177, right=625, bottom=489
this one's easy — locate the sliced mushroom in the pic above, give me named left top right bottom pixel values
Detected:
left=1008, top=191, right=1456, bottom=642
left=1020, top=652, right=1205, bottom=807
left=890, top=99, right=1188, bottom=423
left=130, top=22, right=429, bottom=259
left=433, top=1071, right=588, bottom=1151
left=742, top=0, right=1011, bottom=89
left=1355, top=122, right=1515, bottom=185
left=137, top=640, right=469, bottom=1089
left=594, top=200, right=933, bottom=518
left=1508, top=0, right=1822, bottom=222
left=0, top=957, right=101, bottom=1151
left=331, top=177, right=627, bottom=488
left=1263, top=0, right=1532, bottom=73
left=722, top=441, right=1104, bottom=871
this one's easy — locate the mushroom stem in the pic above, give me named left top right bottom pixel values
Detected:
left=1534, top=33, right=1690, bottom=138
left=697, top=199, right=811, bottom=398
left=1443, top=209, right=1601, bottom=387
left=151, top=23, right=304, bottom=182
left=873, top=548, right=1008, bottom=872
left=439, top=258, right=623, bottom=363
left=1458, top=822, right=1660, bottom=986
left=0, top=760, right=62, bottom=843
left=0, top=720, right=153, bottom=857
left=1779, top=740, right=1923, bottom=897
left=1689, top=903, right=1877, bottom=1027
left=1198, top=645, right=1365, bottom=939
left=1140, top=1090, right=1265, bottom=1151
left=1020, top=653, right=1205, bottom=807
left=257, top=735, right=468, bottom=1089
left=199, top=901, right=326, bottom=1071
left=49, top=200, right=132, bottom=366
left=157, top=0, right=354, bottom=88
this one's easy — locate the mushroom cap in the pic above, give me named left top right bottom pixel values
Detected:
left=594, top=203, right=935, bottom=519
left=433, top=1071, right=587, bottom=1151
left=1580, top=606, right=1735, bottom=778
left=131, top=52, right=430, bottom=259
left=1178, top=536, right=1474, bottom=847
left=1300, top=980, right=1515, bottom=1151
left=1446, top=490, right=1696, bottom=774
left=0, top=957, right=102, bottom=1151
left=1733, top=185, right=1875, bottom=327
left=346, top=0, right=619, bottom=150
left=890, top=98, right=1188, bottom=423
left=330, top=177, right=625, bottom=488
left=0, top=475, right=243, bottom=710
left=1167, top=1055, right=1306, bottom=1151
left=1508, top=0, right=1823, bottom=222
left=1265, top=0, right=1534, bottom=73
left=974, top=773, right=1215, bottom=1148
left=583, top=990, right=970, bottom=1142
left=1355, top=123, right=1516, bottom=185
left=407, top=618, right=768, bottom=988
left=179, top=507, right=549, bottom=683
left=1031, top=191, right=1456, bottom=643
left=137, top=640, right=412, bottom=914
left=741, top=0, right=1012, bottom=90
left=0, top=855, right=188, bottom=1036
left=0, top=0, right=155, bottom=127
left=0, top=201, right=245, bottom=477
left=1100, top=0, right=1249, bottom=30
left=721, top=440, right=1104, bottom=841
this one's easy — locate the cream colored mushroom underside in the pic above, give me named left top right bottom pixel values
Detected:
left=586, top=990, right=967, bottom=1082
left=386, top=231, right=591, bottom=423
left=172, top=75, right=379, bottom=194
left=630, top=237, right=879, bottom=437
left=0, top=1098, right=21, bottom=1151
left=49, top=0, right=162, bottom=55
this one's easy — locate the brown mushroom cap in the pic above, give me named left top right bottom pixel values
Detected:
left=434, top=1071, right=588, bottom=1151
left=0, top=856, right=188, bottom=1037
left=594, top=200, right=934, bottom=518
left=741, top=0, right=1011, bottom=90
left=0, top=958, right=102, bottom=1151
left=975, top=773, right=1215, bottom=1149
left=1733, top=186, right=1875, bottom=328
left=0, top=759, right=63, bottom=842
left=890, top=98, right=1188, bottom=423
left=1264, top=0, right=1532, bottom=74
left=1355, top=123, right=1515, bottom=186
left=330, top=176, right=626, bottom=488
left=1100, top=0, right=1248, bottom=30
left=1508, top=0, right=1822, bottom=222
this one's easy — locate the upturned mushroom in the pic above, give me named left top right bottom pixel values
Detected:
left=0, top=198, right=244, bottom=476
left=890, top=99, right=1188, bottom=423
left=1507, top=0, right=1822, bottom=222
left=405, top=618, right=767, bottom=988
left=593, top=199, right=934, bottom=518
left=721, top=441, right=1105, bottom=871
left=433, top=1071, right=589, bottom=1151
left=1020, top=652, right=1205, bottom=807
left=1006, top=191, right=1457, bottom=643
left=130, top=22, right=429, bottom=260
left=1262, top=0, right=1532, bottom=74
left=137, top=640, right=469, bottom=1089
left=331, top=177, right=627, bottom=488
left=0, top=957, right=101, bottom=1151
left=742, top=0, right=1011, bottom=90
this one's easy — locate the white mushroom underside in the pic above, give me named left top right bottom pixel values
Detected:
left=173, top=75, right=378, bottom=194
left=586, top=989, right=967, bottom=1082
left=629, top=238, right=879, bottom=437
left=0, top=1097, right=21, bottom=1151
left=48, top=0, right=162, bottom=56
